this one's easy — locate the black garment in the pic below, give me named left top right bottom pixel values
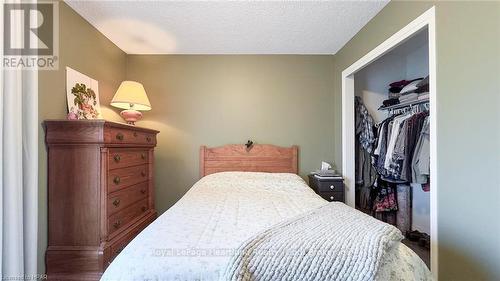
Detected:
left=389, top=80, right=410, bottom=88
left=402, top=112, right=428, bottom=182
left=382, top=98, right=400, bottom=107
left=389, top=86, right=403, bottom=93
left=389, top=78, right=423, bottom=88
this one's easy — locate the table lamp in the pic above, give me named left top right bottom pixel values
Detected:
left=111, top=81, right=151, bottom=125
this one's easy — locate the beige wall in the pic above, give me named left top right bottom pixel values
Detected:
left=37, top=3, right=336, bottom=272
left=37, top=1, right=126, bottom=273
left=332, top=1, right=500, bottom=280
left=126, top=55, right=336, bottom=212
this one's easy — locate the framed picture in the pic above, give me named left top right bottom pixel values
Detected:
left=66, top=67, right=102, bottom=119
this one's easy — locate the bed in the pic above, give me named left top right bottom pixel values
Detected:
left=101, top=144, right=431, bottom=281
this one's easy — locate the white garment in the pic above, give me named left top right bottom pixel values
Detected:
left=400, top=79, right=423, bottom=94
left=399, top=93, right=418, bottom=102
left=384, top=113, right=412, bottom=169
left=0, top=1, right=39, bottom=277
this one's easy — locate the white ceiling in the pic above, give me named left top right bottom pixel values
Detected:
left=65, top=0, right=389, bottom=55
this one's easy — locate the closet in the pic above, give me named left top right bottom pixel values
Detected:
left=353, top=28, right=431, bottom=266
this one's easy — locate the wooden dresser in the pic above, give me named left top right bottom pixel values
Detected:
left=44, top=120, right=159, bottom=281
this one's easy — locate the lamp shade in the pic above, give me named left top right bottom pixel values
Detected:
left=111, top=81, right=151, bottom=111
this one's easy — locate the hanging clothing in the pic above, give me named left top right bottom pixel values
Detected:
left=372, top=109, right=430, bottom=187
left=355, top=96, right=376, bottom=153
left=401, top=112, right=428, bottom=181
left=355, top=97, right=377, bottom=211
left=355, top=96, right=378, bottom=211
left=356, top=141, right=377, bottom=187
left=371, top=177, right=398, bottom=212
left=412, top=117, right=430, bottom=184
left=373, top=117, right=393, bottom=178
left=384, top=113, right=412, bottom=173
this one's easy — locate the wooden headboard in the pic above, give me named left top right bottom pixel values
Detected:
left=199, top=144, right=298, bottom=177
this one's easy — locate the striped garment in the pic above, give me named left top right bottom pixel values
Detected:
left=355, top=97, right=376, bottom=153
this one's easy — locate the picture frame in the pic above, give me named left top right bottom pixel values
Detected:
left=66, top=67, right=102, bottom=119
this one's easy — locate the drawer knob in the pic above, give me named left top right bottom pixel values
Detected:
left=330, top=185, right=334, bottom=190
left=112, top=198, right=120, bottom=207
left=116, top=133, right=124, bottom=141
left=141, top=153, right=146, bottom=160
left=113, top=155, right=121, bottom=163
left=113, top=220, right=121, bottom=229
left=133, top=132, right=138, bottom=137
left=113, top=176, right=121, bottom=185
left=330, top=196, right=334, bottom=201
left=146, top=136, right=151, bottom=142
left=141, top=206, right=147, bottom=212
left=140, top=189, right=146, bottom=194
left=141, top=171, right=146, bottom=177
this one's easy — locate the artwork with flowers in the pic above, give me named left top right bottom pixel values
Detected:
left=66, top=67, right=102, bottom=120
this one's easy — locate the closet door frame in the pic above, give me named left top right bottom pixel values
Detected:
left=341, top=6, right=438, bottom=279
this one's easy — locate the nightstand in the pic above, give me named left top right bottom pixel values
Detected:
left=308, top=174, right=345, bottom=203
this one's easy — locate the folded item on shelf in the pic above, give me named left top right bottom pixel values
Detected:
left=389, top=86, right=403, bottom=93
left=418, top=93, right=430, bottom=100
left=388, top=91, right=401, bottom=99
left=389, top=78, right=423, bottom=90
left=414, top=76, right=429, bottom=93
left=415, top=84, right=429, bottom=93
left=399, top=93, right=418, bottom=102
left=389, top=79, right=410, bottom=88
left=382, top=98, right=400, bottom=107
left=400, top=79, right=423, bottom=94
left=416, top=76, right=429, bottom=87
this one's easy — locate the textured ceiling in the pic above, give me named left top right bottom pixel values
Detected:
left=65, top=1, right=389, bottom=55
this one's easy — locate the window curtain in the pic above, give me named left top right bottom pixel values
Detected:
left=0, top=0, right=39, bottom=278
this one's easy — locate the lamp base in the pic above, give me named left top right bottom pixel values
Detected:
left=120, top=109, right=142, bottom=125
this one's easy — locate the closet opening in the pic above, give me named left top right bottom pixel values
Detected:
left=353, top=28, right=430, bottom=268
left=341, top=7, right=437, bottom=277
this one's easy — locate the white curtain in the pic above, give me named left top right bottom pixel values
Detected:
left=0, top=0, right=39, bottom=278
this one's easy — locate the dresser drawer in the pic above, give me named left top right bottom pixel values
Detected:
left=107, top=182, right=148, bottom=216
left=106, top=212, right=156, bottom=266
left=108, top=234, right=130, bottom=265
left=108, top=164, right=148, bottom=193
left=108, top=149, right=149, bottom=170
left=317, top=181, right=344, bottom=192
left=108, top=199, right=149, bottom=236
left=104, top=127, right=156, bottom=145
left=319, top=191, right=344, bottom=202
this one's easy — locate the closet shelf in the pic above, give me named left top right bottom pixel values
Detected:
left=378, top=98, right=429, bottom=111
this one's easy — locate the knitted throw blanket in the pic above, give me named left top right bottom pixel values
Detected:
left=222, top=202, right=403, bottom=281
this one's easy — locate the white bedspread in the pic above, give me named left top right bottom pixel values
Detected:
left=223, top=202, right=404, bottom=281
left=102, top=172, right=431, bottom=281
